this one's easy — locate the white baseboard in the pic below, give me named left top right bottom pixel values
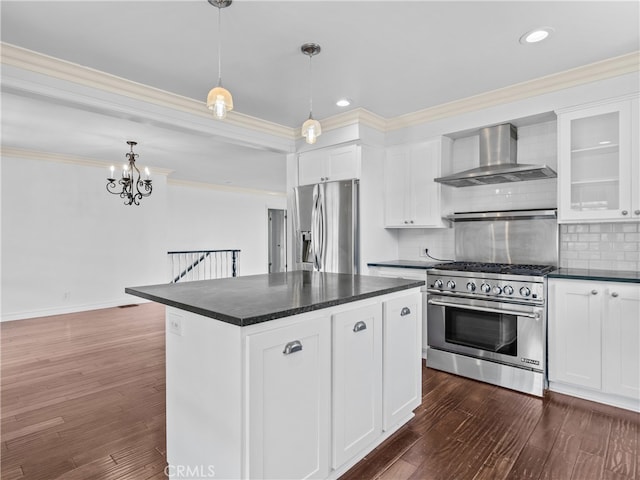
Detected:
left=1, top=298, right=151, bottom=322
left=549, top=381, right=640, bottom=413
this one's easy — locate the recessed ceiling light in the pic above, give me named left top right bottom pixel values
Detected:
left=519, top=27, right=554, bottom=44
left=336, top=98, right=351, bottom=107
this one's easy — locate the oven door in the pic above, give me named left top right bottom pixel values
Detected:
left=427, top=295, right=544, bottom=371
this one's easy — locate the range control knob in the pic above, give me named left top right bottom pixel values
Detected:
left=466, top=282, right=476, bottom=292
left=481, top=283, right=491, bottom=293
left=447, top=280, right=456, bottom=290
left=503, top=285, right=514, bottom=295
left=520, top=286, right=531, bottom=297
left=492, top=285, right=503, bottom=295
left=434, top=279, right=444, bottom=289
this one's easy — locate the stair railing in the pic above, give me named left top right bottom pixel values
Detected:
left=168, top=249, right=240, bottom=283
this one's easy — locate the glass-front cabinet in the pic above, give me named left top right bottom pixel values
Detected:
left=557, top=95, right=639, bottom=222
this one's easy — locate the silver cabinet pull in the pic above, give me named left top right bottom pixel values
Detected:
left=591, top=290, right=598, bottom=295
left=622, top=210, right=629, bottom=216
left=353, top=321, right=367, bottom=333
left=283, top=340, right=303, bottom=355
left=400, top=307, right=411, bottom=316
left=611, top=292, right=619, bottom=298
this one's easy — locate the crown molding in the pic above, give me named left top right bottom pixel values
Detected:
left=1, top=146, right=174, bottom=175
left=386, top=51, right=640, bottom=131
left=318, top=108, right=388, bottom=134
left=167, top=178, right=285, bottom=197
left=1, top=42, right=296, bottom=140
left=2, top=42, right=638, bottom=138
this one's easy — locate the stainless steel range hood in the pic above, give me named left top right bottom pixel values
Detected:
left=434, top=123, right=557, bottom=187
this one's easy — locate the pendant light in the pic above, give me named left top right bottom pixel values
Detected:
left=301, top=43, right=322, bottom=144
left=206, top=0, right=233, bottom=120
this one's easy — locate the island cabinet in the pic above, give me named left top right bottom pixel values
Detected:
left=247, top=315, right=331, bottom=480
left=548, top=278, right=640, bottom=412
left=332, top=303, right=382, bottom=468
left=164, top=288, right=422, bottom=480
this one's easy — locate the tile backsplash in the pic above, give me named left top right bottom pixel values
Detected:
left=560, top=223, right=640, bottom=271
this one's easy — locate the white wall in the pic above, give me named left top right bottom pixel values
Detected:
left=1, top=156, right=286, bottom=321
left=166, top=182, right=285, bottom=276
left=1, top=155, right=167, bottom=320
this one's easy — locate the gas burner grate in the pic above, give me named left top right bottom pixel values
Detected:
left=434, top=262, right=556, bottom=276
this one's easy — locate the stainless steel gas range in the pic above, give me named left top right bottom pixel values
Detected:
left=425, top=210, right=558, bottom=397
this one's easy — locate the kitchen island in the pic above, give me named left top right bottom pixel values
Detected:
left=126, top=271, right=424, bottom=480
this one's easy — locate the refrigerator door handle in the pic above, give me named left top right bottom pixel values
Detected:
left=311, top=184, right=323, bottom=270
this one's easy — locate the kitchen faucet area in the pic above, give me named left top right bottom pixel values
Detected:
left=1, top=1, right=639, bottom=479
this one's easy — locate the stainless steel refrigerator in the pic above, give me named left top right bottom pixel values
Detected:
left=293, top=179, right=359, bottom=274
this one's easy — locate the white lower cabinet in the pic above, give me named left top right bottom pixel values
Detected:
left=548, top=278, right=640, bottom=411
left=165, top=288, right=423, bottom=480
left=368, top=265, right=428, bottom=359
left=332, top=303, right=382, bottom=468
left=247, top=315, right=331, bottom=480
left=383, top=293, right=422, bottom=430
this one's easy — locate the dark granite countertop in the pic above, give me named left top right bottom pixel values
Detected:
left=548, top=268, right=640, bottom=284
left=126, top=271, right=425, bottom=326
left=367, top=260, right=442, bottom=270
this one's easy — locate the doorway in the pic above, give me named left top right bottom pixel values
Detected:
left=268, top=209, right=287, bottom=273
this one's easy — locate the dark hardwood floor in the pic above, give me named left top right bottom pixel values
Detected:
left=1, top=303, right=638, bottom=480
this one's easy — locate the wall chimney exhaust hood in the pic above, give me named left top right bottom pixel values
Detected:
left=434, top=123, right=557, bottom=187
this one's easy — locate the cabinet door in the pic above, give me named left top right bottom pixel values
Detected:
left=247, top=316, right=330, bottom=480
left=558, top=100, right=633, bottom=222
left=632, top=97, right=640, bottom=218
left=382, top=293, right=422, bottom=430
left=602, top=284, right=640, bottom=400
left=298, top=149, right=327, bottom=186
left=548, top=280, right=602, bottom=390
left=298, top=144, right=360, bottom=186
left=326, top=144, right=360, bottom=183
left=332, top=303, right=382, bottom=468
left=383, top=146, right=410, bottom=227
left=410, top=139, right=448, bottom=228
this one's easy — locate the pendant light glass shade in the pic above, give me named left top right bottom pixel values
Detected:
left=301, top=43, right=321, bottom=144
left=207, top=85, right=233, bottom=120
left=207, top=0, right=233, bottom=120
left=302, top=116, right=322, bottom=144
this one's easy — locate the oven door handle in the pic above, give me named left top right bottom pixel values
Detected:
left=427, top=299, right=540, bottom=320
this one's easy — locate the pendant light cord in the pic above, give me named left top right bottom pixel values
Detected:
left=308, top=54, right=313, bottom=117
left=217, top=6, right=222, bottom=86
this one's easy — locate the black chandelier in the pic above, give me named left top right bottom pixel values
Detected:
left=106, top=141, right=152, bottom=206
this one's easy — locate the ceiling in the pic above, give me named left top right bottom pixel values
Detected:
left=2, top=1, right=639, bottom=192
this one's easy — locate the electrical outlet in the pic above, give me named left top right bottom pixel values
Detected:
left=168, top=315, right=183, bottom=336
left=63, top=291, right=71, bottom=302
left=419, top=248, right=428, bottom=257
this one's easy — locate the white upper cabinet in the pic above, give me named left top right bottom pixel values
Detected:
left=384, top=137, right=451, bottom=228
left=298, top=144, right=360, bottom=186
left=557, top=95, right=640, bottom=223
